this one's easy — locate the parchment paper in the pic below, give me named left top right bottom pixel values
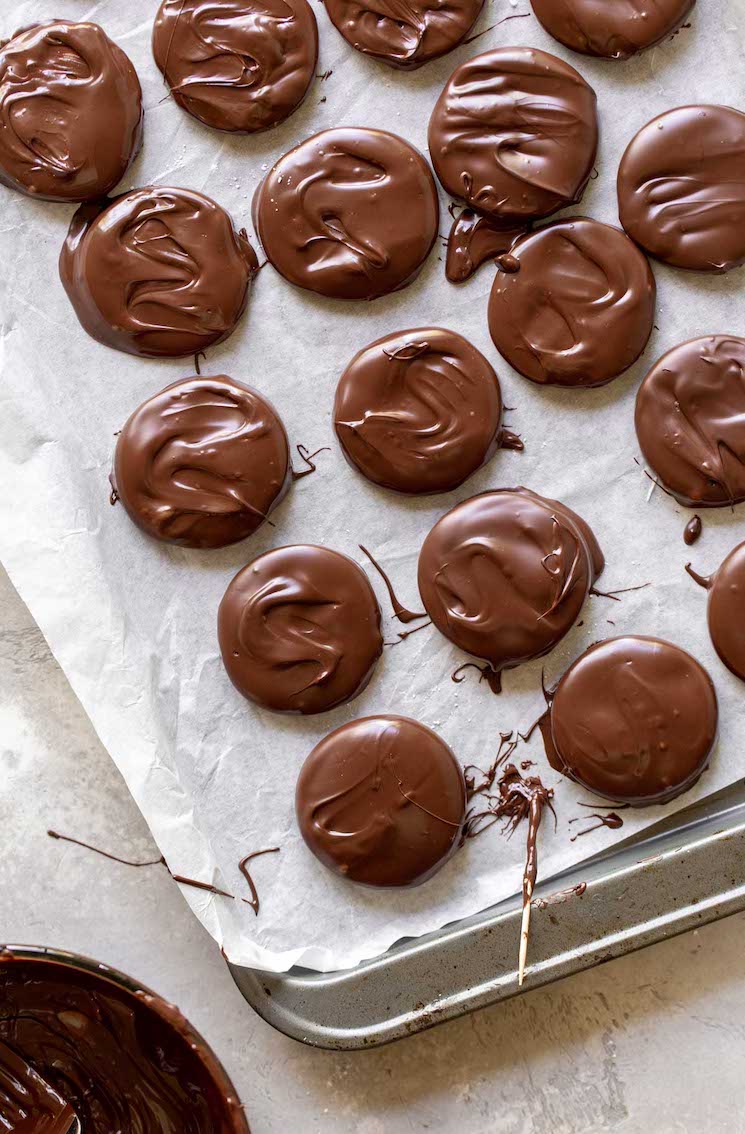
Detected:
left=1, top=0, right=744, bottom=973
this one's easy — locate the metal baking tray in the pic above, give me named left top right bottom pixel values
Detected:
left=228, top=779, right=745, bottom=1048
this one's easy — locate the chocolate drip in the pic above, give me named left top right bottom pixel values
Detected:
left=569, top=811, right=624, bottom=839
left=238, top=848, right=280, bottom=915
left=589, top=582, right=650, bottom=602
left=463, top=731, right=517, bottom=797
left=684, top=515, right=703, bottom=545
left=445, top=210, right=527, bottom=283
left=359, top=545, right=426, bottom=623
left=451, top=661, right=502, bottom=695
left=291, top=444, right=331, bottom=481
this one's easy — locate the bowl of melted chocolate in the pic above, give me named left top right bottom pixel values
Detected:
left=0, top=946, right=249, bottom=1134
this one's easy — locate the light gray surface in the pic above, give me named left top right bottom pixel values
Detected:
left=3, top=566, right=745, bottom=1132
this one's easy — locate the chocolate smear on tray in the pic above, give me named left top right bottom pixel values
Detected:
left=533, top=882, right=587, bottom=910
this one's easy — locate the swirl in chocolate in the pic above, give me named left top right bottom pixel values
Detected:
left=323, top=0, right=485, bottom=70
left=0, top=952, right=249, bottom=1134
left=687, top=542, right=745, bottom=684
left=0, top=21, right=143, bottom=202
left=218, top=545, right=383, bottom=713
left=252, top=127, right=439, bottom=300
left=635, top=336, right=745, bottom=506
left=418, top=488, right=604, bottom=681
left=112, top=375, right=290, bottom=549
left=428, top=47, right=598, bottom=224
left=618, top=105, right=745, bottom=272
left=334, top=328, right=520, bottom=495
left=488, top=218, right=656, bottom=388
left=0, top=1038, right=75, bottom=1133
left=530, top=0, right=695, bottom=59
left=152, top=0, right=318, bottom=133
left=60, top=186, right=257, bottom=358
left=542, top=636, right=717, bottom=804
left=296, top=715, right=466, bottom=886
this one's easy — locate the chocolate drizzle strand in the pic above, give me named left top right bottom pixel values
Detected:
left=323, top=0, right=485, bottom=69
left=239, top=848, right=280, bottom=915
left=530, top=0, right=696, bottom=59
left=569, top=811, right=624, bottom=839
left=291, top=444, right=330, bottom=481
left=359, top=545, right=426, bottom=623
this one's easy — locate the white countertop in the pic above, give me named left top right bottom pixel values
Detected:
left=2, top=563, right=742, bottom=1134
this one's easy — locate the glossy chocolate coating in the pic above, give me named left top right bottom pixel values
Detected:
left=113, top=376, right=290, bottom=549
left=635, top=336, right=745, bottom=506
left=296, top=715, right=466, bottom=886
left=0, top=21, right=143, bottom=202
left=252, top=127, right=439, bottom=299
left=488, top=217, right=656, bottom=388
left=418, top=488, right=604, bottom=675
left=691, top=542, right=745, bottom=683
left=334, top=327, right=508, bottom=494
left=323, top=0, right=484, bottom=70
left=60, top=187, right=257, bottom=358
left=618, top=105, right=745, bottom=272
left=0, top=1038, right=75, bottom=1134
left=545, top=636, right=717, bottom=804
left=0, top=954, right=249, bottom=1134
left=428, top=47, right=598, bottom=223
left=218, top=545, right=383, bottom=713
left=152, top=0, right=318, bottom=133
left=530, top=0, right=695, bottom=59
left=445, top=210, right=525, bottom=283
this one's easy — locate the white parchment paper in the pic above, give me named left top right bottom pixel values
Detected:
left=1, top=0, right=744, bottom=972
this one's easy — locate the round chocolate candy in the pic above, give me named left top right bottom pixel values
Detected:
left=252, top=127, right=439, bottom=300
left=296, top=715, right=466, bottom=886
left=418, top=488, right=604, bottom=681
left=334, top=327, right=516, bottom=494
left=530, top=0, right=695, bottom=60
left=112, top=376, right=290, bottom=549
left=60, top=187, right=257, bottom=358
left=152, top=0, right=318, bottom=133
left=0, top=21, right=143, bottom=202
left=618, top=105, right=745, bottom=272
left=687, top=543, right=745, bottom=684
left=323, top=0, right=485, bottom=70
left=488, top=218, right=656, bottom=388
left=544, top=636, right=717, bottom=805
left=635, top=336, right=745, bottom=507
left=428, top=47, right=598, bottom=224
left=218, top=545, right=383, bottom=714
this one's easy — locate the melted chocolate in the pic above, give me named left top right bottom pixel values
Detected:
left=295, top=715, right=466, bottom=886
left=569, top=810, right=624, bottom=839
left=418, top=488, right=604, bottom=681
left=252, top=127, right=439, bottom=300
left=445, top=210, right=527, bottom=283
left=323, top=0, right=484, bottom=70
left=684, top=515, right=702, bottom=545
left=0, top=953, right=248, bottom=1134
left=291, top=444, right=330, bottom=481
left=428, top=47, right=598, bottom=224
left=635, top=336, right=745, bottom=506
left=60, top=187, right=257, bottom=358
left=543, top=636, right=717, bottom=805
left=239, top=848, right=280, bottom=915
left=112, top=376, right=290, bottom=549
left=153, top=0, right=318, bottom=132
left=358, top=545, right=425, bottom=623
left=488, top=217, right=656, bottom=388
left=218, top=544, right=384, bottom=713
left=334, top=328, right=519, bottom=495
left=0, top=1038, right=76, bottom=1133
left=687, top=542, right=745, bottom=683
left=618, top=105, right=745, bottom=272
left=0, top=21, right=143, bottom=202
left=530, top=0, right=695, bottom=59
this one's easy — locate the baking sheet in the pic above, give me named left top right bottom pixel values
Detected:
left=1, top=0, right=744, bottom=973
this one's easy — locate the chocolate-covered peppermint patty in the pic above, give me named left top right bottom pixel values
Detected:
left=218, top=545, right=383, bottom=713
left=296, top=715, right=466, bottom=886
left=0, top=21, right=143, bottom=202
left=152, top=0, right=318, bottom=132
left=530, top=0, right=695, bottom=59
left=687, top=543, right=745, bottom=684
left=112, top=376, right=290, bottom=548
left=323, top=0, right=484, bottom=70
left=253, top=127, right=439, bottom=300
left=60, top=187, right=257, bottom=358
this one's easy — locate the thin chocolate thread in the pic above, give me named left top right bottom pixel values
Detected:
left=359, top=544, right=426, bottom=623
left=239, top=848, right=281, bottom=916
left=291, top=443, right=330, bottom=481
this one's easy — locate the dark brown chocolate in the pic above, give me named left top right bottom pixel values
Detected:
left=543, top=636, right=717, bottom=805
left=60, top=187, right=257, bottom=358
left=428, top=47, right=598, bottom=224
left=334, top=328, right=519, bottom=495
left=618, top=105, right=745, bottom=272
left=445, top=210, right=526, bottom=283
left=0, top=21, right=143, bottom=202
left=530, top=0, right=695, bottom=59
left=112, top=375, right=290, bottom=549
left=295, top=715, right=466, bottom=886
left=0, top=1039, right=75, bottom=1134
left=418, top=488, right=604, bottom=681
left=252, top=127, right=439, bottom=300
left=152, top=0, right=318, bottom=133
left=218, top=545, right=383, bottom=713
left=635, top=336, right=745, bottom=506
left=488, top=217, right=656, bottom=388
left=684, top=515, right=702, bottom=545
left=0, top=953, right=248, bottom=1134
left=323, top=0, right=484, bottom=70
left=687, top=542, right=745, bottom=683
